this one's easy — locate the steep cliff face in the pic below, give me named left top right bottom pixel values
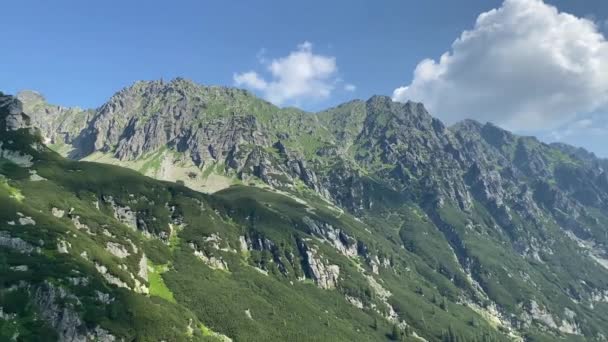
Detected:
left=84, top=80, right=271, bottom=162
left=10, top=80, right=608, bottom=341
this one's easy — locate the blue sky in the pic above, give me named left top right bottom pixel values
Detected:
left=1, top=0, right=608, bottom=156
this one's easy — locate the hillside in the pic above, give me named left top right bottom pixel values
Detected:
left=4, top=79, right=608, bottom=341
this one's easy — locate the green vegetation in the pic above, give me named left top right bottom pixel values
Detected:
left=0, top=175, right=24, bottom=201
left=138, top=147, right=168, bottom=175
left=0, top=124, right=508, bottom=340
left=148, top=262, right=176, bottom=302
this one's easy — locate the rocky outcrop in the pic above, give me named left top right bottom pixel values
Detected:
left=57, top=240, right=70, bottom=254
left=103, top=196, right=138, bottom=230
left=302, top=216, right=358, bottom=258
left=229, top=145, right=292, bottom=187
left=17, top=213, right=36, bottom=226
left=106, top=242, right=130, bottom=258
left=190, top=243, right=229, bottom=271
left=519, top=300, right=581, bottom=335
left=297, top=239, right=340, bottom=289
left=95, top=263, right=130, bottom=290
left=238, top=233, right=291, bottom=275
left=69, top=215, right=95, bottom=235
left=33, top=281, right=116, bottom=342
left=138, top=253, right=148, bottom=281
left=0, top=231, right=38, bottom=254
left=52, top=207, right=66, bottom=218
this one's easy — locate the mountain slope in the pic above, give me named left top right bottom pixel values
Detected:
left=1, top=93, right=505, bottom=341
left=8, top=79, right=608, bottom=341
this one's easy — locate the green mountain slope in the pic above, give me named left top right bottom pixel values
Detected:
left=5, top=78, right=608, bottom=342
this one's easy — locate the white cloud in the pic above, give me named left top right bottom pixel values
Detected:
left=344, top=83, right=356, bottom=92
left=233, top=71, right=267, bottom=90
left=393, top=0, right=608, bottom=132
left=234, top=42, right=340, bottom=106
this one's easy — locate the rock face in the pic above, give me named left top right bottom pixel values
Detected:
left=0, top=92, right=31, bottom=131
left=24, top=80, right=271, bottom=163
left=17, top=90, right=92, bottom=150
left=106, top=242, right=130, bottom=258
left=354, top=97, right=472, bottom=207
left=302, top=216, right=358, bottom=258
left=191, top=243, right=229, bottom=270
left=297, top=239, right=340, bottom=289
left=33, top=282, right=116, bottom=342
left=103, top=196, right=138, bottom=230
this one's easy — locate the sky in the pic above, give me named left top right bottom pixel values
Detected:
left=1, top=0, right=608, bottom=156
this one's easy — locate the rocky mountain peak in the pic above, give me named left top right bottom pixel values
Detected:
left=364, top=97, right=434, bottom=129
left=365, top=94, right=393, bottom=107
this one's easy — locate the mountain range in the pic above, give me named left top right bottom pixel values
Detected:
left=2, top=78, right=608, bottom=341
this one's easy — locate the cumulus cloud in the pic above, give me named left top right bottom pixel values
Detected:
left=392, top=0, right=608, bottom=132
left=233, top=71, right=267, bottom=90
left=234, top=42, right=342, bottom=106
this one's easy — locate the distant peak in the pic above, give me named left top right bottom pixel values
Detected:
left=365, top=95, right=393, bottom=105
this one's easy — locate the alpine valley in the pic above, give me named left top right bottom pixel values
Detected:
left=3, top=78, right=608, bottom=341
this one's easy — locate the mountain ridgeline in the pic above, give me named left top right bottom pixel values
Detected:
left=2, top=78, right=608, bottom=341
